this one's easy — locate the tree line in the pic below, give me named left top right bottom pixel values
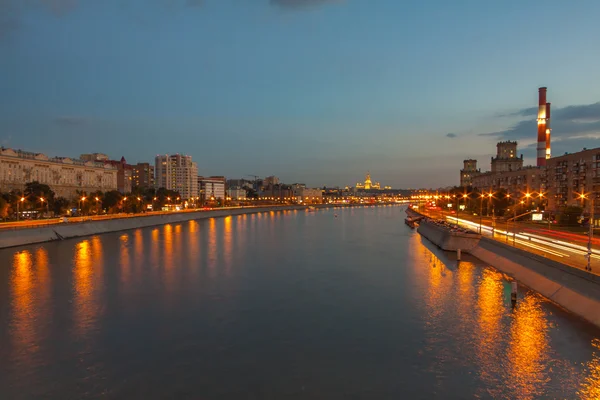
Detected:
left=0, top=181, right=181, bottom=219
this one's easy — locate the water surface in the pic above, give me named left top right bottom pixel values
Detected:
left=0, top=206, right=599, bottom=399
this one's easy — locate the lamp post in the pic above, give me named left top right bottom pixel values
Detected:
left=17, top=196, right=25, bottom=221
left=479, top=192, right=484, bottom=234
left=153, top=197, right=158, bottom=212
left=94, top=197, right=101, bottom=214
left=79, top=196, right=86, bottom=216
left=40, top=196, right=49, bottom=217
left=505, top=193, right=510, bottom=243
left=589, top=193, right=595, bottom=272
left=580, top=193, right=594, bottom=272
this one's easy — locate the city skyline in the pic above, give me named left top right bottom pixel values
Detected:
left=2, top=0, right=600, bottom=188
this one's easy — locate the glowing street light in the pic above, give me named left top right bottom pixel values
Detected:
left=16, top=196, right=25, bottom=221
left=579, top=192, right=594, bottom=271
left=79, top=196, right=86, bottom=215
left=40, top=196, right=49, bottom=216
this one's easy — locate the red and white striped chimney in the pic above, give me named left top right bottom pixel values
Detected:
left=536, top=87, right=551, bottom=166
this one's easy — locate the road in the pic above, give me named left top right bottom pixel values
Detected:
left=420, top=208, right=600, bottom=275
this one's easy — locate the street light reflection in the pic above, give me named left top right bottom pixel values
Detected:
left=507, top=294, right=549, bottom=399
left=579, top=339, right=600, bottom=400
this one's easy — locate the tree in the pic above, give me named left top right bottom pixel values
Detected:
left=0, top=196, right=8, bottom=219
left=52, top=197, right=70, bottom=216
left=102, top=190, right=123, bottom=213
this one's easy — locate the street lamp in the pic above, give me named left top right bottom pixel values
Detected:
left=579, top=193, right=594, bottom=271
left=479, top=192, right=485, bottom=234
left=17, top=196, right=25, bottom=221
left=39, top=196, right=49, bottom=217
left=79, top=196, right=86, bottom=216
left=95, top=196, right=101, bottom=214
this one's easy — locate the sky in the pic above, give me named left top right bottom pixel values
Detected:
left=1, top=0, right=600, bottom=189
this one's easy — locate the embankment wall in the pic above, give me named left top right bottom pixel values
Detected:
left=411, top=208, right=600, bottom=328
left=469, top=237, right=600, bottom=327
left=0, top=206, right=307, bottom=250
left=417, top=220, right=481, bottom=252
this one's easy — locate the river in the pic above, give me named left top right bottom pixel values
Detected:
left=0, top=205, right=599, bottom=399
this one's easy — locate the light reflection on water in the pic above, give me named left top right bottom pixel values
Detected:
left=0, top=206, right=599, bottom=399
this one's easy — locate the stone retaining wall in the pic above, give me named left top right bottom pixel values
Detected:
left=0, top=206, right=307, bottom=249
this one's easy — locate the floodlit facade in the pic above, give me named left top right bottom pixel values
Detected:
left=0, top=147, right=117, bottom=198
left=198, top=176, right=225, bottom=201
left=155, top=154, right=198, bottom=200
left=546, top=147, right=600, bottom=215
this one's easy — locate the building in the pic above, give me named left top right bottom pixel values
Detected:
left=259, top=184, right=294, bottom=201
left=291, top=184, right=323, bottom=203
left=155, top=154, right=198, bottom=200
left=491, top=141, right=523, bottom=173
left=80, top=153, right=132, bottom=194
left=355, top=172, right=381, bottom=190
left=132, top=162, right=155, bottom=189
left=198, top=176, right=225, bottom=202
left=546, top=147, right=600, bottom=216
left=460, top=159, right=481, bottom=187
left=0, top=147, right=117, bottom=198
left=227, top=187, right=247, bottom=200
left=264, top=176, right=279, bottom=186
left=471, top=167, right=543, bottom=196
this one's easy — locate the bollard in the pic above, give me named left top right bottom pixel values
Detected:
left=511, top=281, right=518, bottom=305
left=457, top=248, right=461, bottom=261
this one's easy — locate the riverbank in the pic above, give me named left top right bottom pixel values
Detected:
left=0, top=205, right=309, bottom=249
left=411, top=209, right=600, bottom=328
left=0, top=203, right=401, bottom=249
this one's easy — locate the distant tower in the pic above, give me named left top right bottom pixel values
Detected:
left=364, top=172, right=372, bottom=190
left=537, top=87, right=551, bottom=166
left=460, top=159, right=480, bottom=187
left=491, top=141, right=523, bottom=173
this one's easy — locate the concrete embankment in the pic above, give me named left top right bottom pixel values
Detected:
left=410, top=208, right=600, bottom=328
left=0, top=206, right=308, bottom=250
left=417, top=219, right=481, bottom=252
left=469, top=237, right=600, bottom=328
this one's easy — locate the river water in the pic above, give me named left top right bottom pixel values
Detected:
left=0, top=205, right=599, bottom=399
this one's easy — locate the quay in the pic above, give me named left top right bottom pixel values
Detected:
left=407, top=207, right=600, bottom=328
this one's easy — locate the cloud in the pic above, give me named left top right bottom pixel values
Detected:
left=521, top=136, right=600, bottom=159
left=446, top=133, right=457, bottom=138
left=0, top=0, right=78, bottom=40
left=496, top=106, right=537, bottom=118
left=53, top=116, right=88, bottom=126
left=481, top=102, right=600, bottom=143
left=270, top=0, right=344, bottom=9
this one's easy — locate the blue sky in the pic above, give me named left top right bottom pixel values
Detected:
left=1, top=0, right=600, bottom=188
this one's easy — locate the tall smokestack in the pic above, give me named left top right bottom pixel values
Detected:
left=537, top=87, right=548, bottom=167
left=545, top=102, right=551, bottom=160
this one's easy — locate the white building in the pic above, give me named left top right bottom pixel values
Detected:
left=292, top=184, right=323, bottom=203
left=227, top=187, right=247, bottom=200
left=0, top=147, right=118, bottom=198
left=154, top=154, right=198, bottom=200
left=198, top=176, right=225, bottom=201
